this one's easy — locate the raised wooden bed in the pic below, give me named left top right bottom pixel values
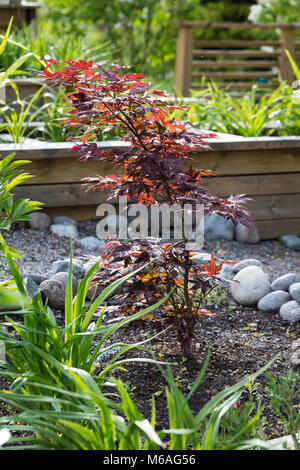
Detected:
left=4, top=78, right=43, bottom=105
left=0, top=1, right=40, bottom=31
left=0, top=136, right=300, bottom=239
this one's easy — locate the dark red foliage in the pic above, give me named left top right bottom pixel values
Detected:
left=40, top=60, right=254, bottom=355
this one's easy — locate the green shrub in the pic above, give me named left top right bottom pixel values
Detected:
left=0, top=154, right=42, bottom=232
left=265, top=370, right=300, bottom=450
left=0, top=345, right=278, bottom=450
left=175, top=81, right=285, bottom=138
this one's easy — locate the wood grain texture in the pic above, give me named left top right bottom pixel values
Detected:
left=193, top=40, right=281, bottom=48
left=14, top=183, right=108, bottom=206
left=256, top=218, right=300, bottom=238
left=2, top=140, right=300, bottom=239
left=175, top=22, right=300, bottom=29
left=192, top=60, right=279, bottom=69
left=175, top=25, right=194, bottom=96
left=191, top=82, right=280, bottom=90
left=246, top=194, right=300, bottom=220
left=192, top=149, right=300, bottom=176
left=203, top=173, right=300, bottom=197
left=7, top=147, right=300, bottom=184
left=45, top=205, right=99, bottom=222
left=192, top=49, right=279, bottom=58
left=192, top=71, right=278, bottom=80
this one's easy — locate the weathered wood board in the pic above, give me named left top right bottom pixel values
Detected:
left=1, top=137, right=300, bottom=239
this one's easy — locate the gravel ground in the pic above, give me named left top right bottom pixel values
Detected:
left=0, top=220, right=99, bottom=280
left=0, top=220, right=299, bottom=281
left=0, top=221, right=299, bottom=444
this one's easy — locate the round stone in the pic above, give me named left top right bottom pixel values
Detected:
left=234, top=222, right=260, bottom=244
left=191, top=252, right=213, bottom=266
left=79, top=236, right=105, bottom=251
left=204, top=213, right=234, bottom=241
left=279, top=300, right=300, bottom=324
left=271, top=273, right=298, bottom=292
left=29, top=211, right=51, bottom=231
left=52, top=259, right=84, bottom=279
left=258, top=290, right=292, bottom=313
left=291, top=339, right=300, bottom=366
left=289, top=282, right=300, bottom=303
left=23, top=277, right=39, bottom=298
left=280, top=234, right=300, bottom=251
left=52, top=216, right=77, bottom=226
left=230, top=266, right=270, bottom=306
left=232, top=258, right=264, bottom=274
left=40, top=272, right=78, bottom=310
left=50, top=223, right=79, bottom=240
left=218, top=262, right=234, bottom=279
left=21, top=273, right=48, bottom=285
left=83, top=258, right=102, bottom=276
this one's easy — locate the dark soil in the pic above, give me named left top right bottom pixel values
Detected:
left=0, top=223, right=299, bottom=444
left=94, top=294, right=299, bottom=441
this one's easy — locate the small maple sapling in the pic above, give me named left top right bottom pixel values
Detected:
left=40, top=59, right=253, bottom=355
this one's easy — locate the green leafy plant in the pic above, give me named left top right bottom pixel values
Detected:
left=0, top=150, right=42, bottom=301
left=0, top=153, right=42, bottom=231
left=265, top=370, right=300, bottom=450
left=214, top=378, right=267, bottom=449
left=0, top=347, right=279, bottom=450
left=187, top=81, right=285, bottom=137
left=276, top=51, right=300, bottom=136
left=248, top=0, right=300, bottom=24
left=0, top=235, right=171, bottom=397
left=0, top=21, right=109, bottom=78
left=0, top=19, right=33, bottom=90
left=37, top=87, right=71, bottom=142
left=0, top=85, right=45, bottom=143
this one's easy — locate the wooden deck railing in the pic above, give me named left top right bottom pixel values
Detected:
left=175, top=22, right=300, bottom=96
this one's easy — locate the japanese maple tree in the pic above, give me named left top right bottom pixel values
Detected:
left=40, top=59, right=253, bottom=355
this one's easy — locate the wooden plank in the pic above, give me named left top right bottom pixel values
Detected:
left=14, top=174, right=300, bottom=209
left=193, top=40, right=281, bottom=48
left=5, top=81, right=44, bottom=105
left=202, top=173, right=300, bottom=197
left=192, top=71, right=278, bottom=80
left=13, top=183, right=109, bottom=207
left=13, top=149, right=300, bottom=183
left=245, top=194, right=300, bottom=220
left=191, top=82, right=280, bottom=90
left=175, top=22, right=300, bottom=29
left=193, top=49, right=279, bottom=58
left=3, top=137, right=300, bottom=154
left=256, top=218, right=300, bottom=239
left=45, top=205, right=99, bottom=222
left=192, top=148, right=300, bottom=176
left=192, top=60, right=279, bottom=68
left=0, top=141, right=129, bottom=160
left=17, top=157, right=120, bottom=185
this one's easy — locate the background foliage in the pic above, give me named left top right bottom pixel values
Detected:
left=39, top=0, right=257, bottom=89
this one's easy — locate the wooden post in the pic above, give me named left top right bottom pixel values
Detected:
left=175, top=25, right=194, bottom=97
left=279, top=26, right=296, bottom=85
